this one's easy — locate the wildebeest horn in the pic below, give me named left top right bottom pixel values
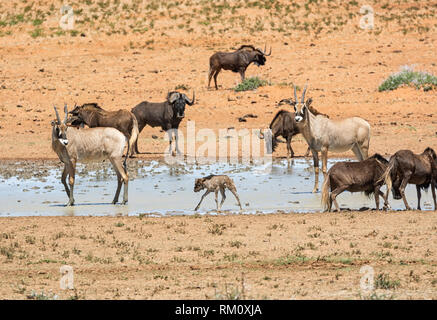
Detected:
left=54, top=105, right=61, bottom=124
left=293, top=85, right=297, bottom=103
left=64, top=104, right=68, bottom=124
left=301, top=85, right=307, bottom=103
left=278, top=99, right=292, bottom=106
left=185, top=91, right=195, bottom=106
left=262, top=44, right=272, bottom=56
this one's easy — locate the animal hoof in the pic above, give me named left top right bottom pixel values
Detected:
left=312, top=188, right=318, bottom=193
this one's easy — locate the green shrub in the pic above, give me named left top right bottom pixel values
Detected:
left=378, top=66, right=437, bottom=92
left=234, top=76, right=269, bottom=92
left=374, top=273, right=400, bottom=290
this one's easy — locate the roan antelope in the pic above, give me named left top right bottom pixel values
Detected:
left=292, top=85, right=371, bottom=192
left=51, top=105, right=129, bottom=206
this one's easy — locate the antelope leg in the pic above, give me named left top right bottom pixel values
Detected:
left=61, top=165, right=70, bottom=198
left=311, top=149, right=319, bottom=193
left=66, top=161, right=76, bottom=206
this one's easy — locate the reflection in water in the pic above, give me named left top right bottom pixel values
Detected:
left=0, top=159, right=434, bottom=217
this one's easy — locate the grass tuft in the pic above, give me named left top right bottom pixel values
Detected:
left=378, top=65, right=437, bottom=92
left=234, top=77, right=269, bottom=92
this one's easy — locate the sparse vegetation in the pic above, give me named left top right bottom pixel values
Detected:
left=379, top=66, right=437, bottom=92
left=374, top=273, right=400, bottom=290
left=233, top=77, right=269, bottom=92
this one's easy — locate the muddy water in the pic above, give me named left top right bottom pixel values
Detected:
left=0, top=159, right=434, bottom=217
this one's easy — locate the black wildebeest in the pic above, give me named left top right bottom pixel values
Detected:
left=321, top=154, right=390, bottom=212
left=68, top=103, right=139, bottom=157
left=208, top=45, right=271, bottom=90
left=131, top=91, right=195, bottom=155
left=259, top=98, right=328, bottom=160
left=382, top=147, right=437, bottom=210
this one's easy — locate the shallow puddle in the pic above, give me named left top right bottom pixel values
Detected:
left=0, top=158, right=434, bottom=217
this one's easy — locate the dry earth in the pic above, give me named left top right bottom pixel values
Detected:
left=0, top=212, right=436, bottom=300
left=0, top=0, right=436, bottom=300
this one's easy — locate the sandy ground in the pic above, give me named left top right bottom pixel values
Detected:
left=0, top=0, right=436, bottom=299
left=0, top=212, right=436, bottom=300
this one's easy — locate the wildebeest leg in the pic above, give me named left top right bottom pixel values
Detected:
left=399, top=173, right=412, bottom=210
left=167, top=130, right=174, bottom=156
left=219, top=187, right=226, bottom=210
left=61, top=165, right=70, bottom=198
left=378, top=189, right=390, bottom=210
left=175, top=129, right=182, bottom=155
left=239, top=70, right=245, bottom=82
left=66, top=160, right=76, bottom=206
left=134, top=123, right=146, bottom=154
left=213, top=69, right=221, bottom=90
left=311, top=149, right=319, bottom=193
left=195, top=190, right=210, bottom=211
left=416, top=185, right=422, bottom=210
left=286, top=136, right=294, bottom=162
left=374, top=186, right=383, bottom=210
left=330, top=186, right=347, bottom=212
left=208, top=68, right=214, bottom=88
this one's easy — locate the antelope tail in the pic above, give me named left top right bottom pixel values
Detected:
left=321, top=173, right=331, bottom=212
left=129, top=115, right=139, bottom=156
left=123, top=139, right=129, bottom=171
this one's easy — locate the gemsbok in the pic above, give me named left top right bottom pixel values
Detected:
left=51, top=105, right=129, bottom=206
left=292, top=85, right=371, bottom=192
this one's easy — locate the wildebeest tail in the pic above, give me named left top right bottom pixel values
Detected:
left=321, top=172, right=331, bottom=211
left=379, top=156, right=397, bottom=194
